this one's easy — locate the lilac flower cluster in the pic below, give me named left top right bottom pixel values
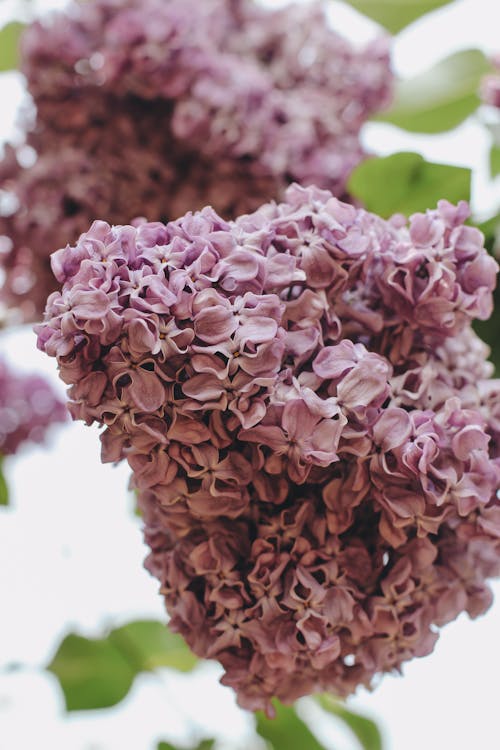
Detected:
left=0, top=0, right=392, bottom=320
left=37, top=184, right=500, bottom=713
left=0, top=358, right=66, bottom=456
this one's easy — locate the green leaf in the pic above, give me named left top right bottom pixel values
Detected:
left=377, top=49, right=491, bottom=133
left=471, top=212, right=500, bottom=374
left=317, top=695, right=383, bottom=750
left=476, top=212, right=500, bottom=251
left=0, top=456, right=8, bottom=506
left=111, top=620, right=198, bottom=673
left=0, top=21, right=25, bottom=72
left=490, top=145, right=500, bottom=178
left=473, top=263, right=500, bottom=375
left=474, top=284, right=500, bottom=376
left=157, top=742, right=215, bottom=750
left=341, top=0, right=453, bottom=34
left=47, top=633, right=136, bottom=711
left=347, top=152, right=471, bottom=218
left=132, top=490, right=142, bottom=518
left=256, top=701, right=327, bottom=750
left=48, top=620, right=197, bottom=711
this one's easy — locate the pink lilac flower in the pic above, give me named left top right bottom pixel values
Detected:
left=0, top=358, right=66, bottom=456
left=0, top=0, right=392, bottom=320
left=37, top=184, right=500, bottom=715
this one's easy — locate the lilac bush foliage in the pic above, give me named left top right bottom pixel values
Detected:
left=0, top=358, right=66, bottom=456
left=37, top=184, right=500, bottom=713
left=0, top=0, right=392, bottom=320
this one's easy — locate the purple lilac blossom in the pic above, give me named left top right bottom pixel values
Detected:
left=0, top=0, right=392, bottom=321
left=37, top=184, right=500, bottom=714
left=0, top=357, right=66, bottom=456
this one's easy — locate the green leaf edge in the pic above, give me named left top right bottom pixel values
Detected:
left=490, top=145, right=500, bottom=179
left=256, top=700, right=328, bottom=750
left=47, top=620, right=198, bottom=712
left=0, top=456, right=8, bottom=506
left=340, top=0, right=454, bottom=34
left=375, top=49, right=491, bottom=134
left=317, top=695, right=384, bottom=750
left=157, top=741, right=215, bottom=750
left=0, top=21, right=25, bottom=73
left=347, top=151, right=471, bottom=219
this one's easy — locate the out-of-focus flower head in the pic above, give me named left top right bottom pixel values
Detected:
left=0, top=357, right=66, bottom=456
left=0, top=0, right=392, bottom=320
left=481, top=54, right=500, bottom=108
left=37, top=184, right=500, bottom=714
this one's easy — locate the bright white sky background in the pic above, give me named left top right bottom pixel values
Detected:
left=1, top=1, right=500, bottom=749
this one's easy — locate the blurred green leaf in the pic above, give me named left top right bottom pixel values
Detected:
left=317, top=695, right=383, bottom=750
left=0, top=457, right=8, bottom=506
left=48, top=633, right=135, bottom=710
left=48, top=620, right=197, bottom=711
left=477, top=212, right=500, bottom=251
left=340, top=0, right=453, bottom=34
left=0, top=21, right=25, bottom=72
left=112, top=620, right=198, bottom=673
left=473, top=212, right=500, bottom=373
left=256, top=701, right=327, bottom=750
left=132, top=489, right=142, bottom=518
left=348, top=152, right=470, bottom=218
left=474, top=256, right=500, bottom=374
left=474, top=288, right=500, bottom=375
left=157, top=742, right=215, bottom=750
left=490, top=146, right=500, bottom=178
left=377, top=50, right=491, bottom=133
